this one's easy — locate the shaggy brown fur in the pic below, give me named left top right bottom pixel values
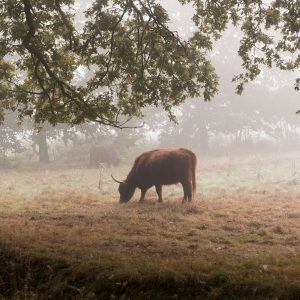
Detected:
left=89, top=145, right=120, bottom=167
left=114, top=148, right=197, bottom=203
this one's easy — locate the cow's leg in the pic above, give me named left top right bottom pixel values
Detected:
left=181, top=181, right=188, bottom=203
left=187, top=181, right=193, bottom=202
left=185, top=176, right=193, bottom=202
left=155, top=185, right=163, bottom=202
left=182, top=180, right=193, bottom=203
left=139, top=189, right=147, bottom=203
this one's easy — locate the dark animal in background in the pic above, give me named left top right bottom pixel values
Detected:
left=112, top=148, right=197, bottom=203
left=89, top=144, right=120, bottom=167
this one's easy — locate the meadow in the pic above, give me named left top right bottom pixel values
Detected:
left=0, top=152, right=300, bottom=299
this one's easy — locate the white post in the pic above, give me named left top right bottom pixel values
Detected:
left=98, top=163, right=106, bottom=191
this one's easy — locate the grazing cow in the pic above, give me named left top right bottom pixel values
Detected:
left=89, top=144, right=120, bottom=167
left=112, top=148, right=197, bottom=203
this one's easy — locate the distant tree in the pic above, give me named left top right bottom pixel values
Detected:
left=0, top=0, right=299, bottom=128
left=31, top=129, right=50, bottom=163
left=29, top=122, right=113, bottom=163
left=158, top=101, right=210, bottom=153
left=0, top=112, right=24, bottom=156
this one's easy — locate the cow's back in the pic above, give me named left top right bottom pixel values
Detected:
left=133, top=148, right=196, bottom=187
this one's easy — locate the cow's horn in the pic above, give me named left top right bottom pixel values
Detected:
left=111, top=174, right=122, bottom=184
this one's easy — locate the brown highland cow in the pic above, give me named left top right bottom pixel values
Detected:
left=112, top=148, right=197, bottom=203
left=89, top=144, right=120, bottom=167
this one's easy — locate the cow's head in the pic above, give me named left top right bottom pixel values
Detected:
left=111, top=175, right=135, bottom=203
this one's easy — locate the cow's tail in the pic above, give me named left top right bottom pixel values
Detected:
left=192, top=153, right=197, bottom=198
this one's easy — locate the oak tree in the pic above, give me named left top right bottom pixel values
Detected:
left=0, top=0, right=299, bottom=127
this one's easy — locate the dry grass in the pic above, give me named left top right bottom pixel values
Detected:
left=0, top=153, right=300, bottom=298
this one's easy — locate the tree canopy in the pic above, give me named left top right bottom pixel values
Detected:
left=0, top=0, right=299, bottom=127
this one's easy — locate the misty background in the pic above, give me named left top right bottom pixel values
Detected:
left=1, top=0, right=300, bottom=168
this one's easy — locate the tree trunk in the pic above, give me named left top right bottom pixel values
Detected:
left=34, top=131, right=50, bottom=163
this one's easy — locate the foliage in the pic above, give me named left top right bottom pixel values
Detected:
left=153, top=26, right=300, bottom=152
left=0, top=0, right=299, bottom=127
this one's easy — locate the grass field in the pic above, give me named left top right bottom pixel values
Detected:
left=0, top=153, right=300, bottom=299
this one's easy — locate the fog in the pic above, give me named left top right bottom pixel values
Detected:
left=1, top=0, right=299, bottom=166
